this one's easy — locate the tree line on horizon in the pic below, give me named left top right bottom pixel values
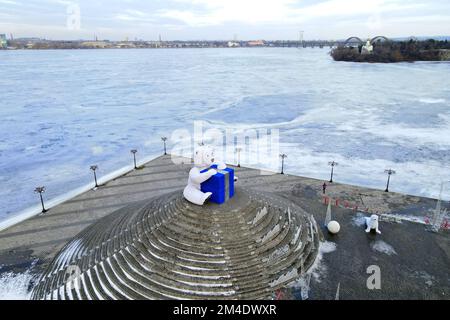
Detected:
left=331, top=39, right=450, bottom=63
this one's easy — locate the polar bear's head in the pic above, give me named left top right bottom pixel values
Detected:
left=194, top=145, right=216, bottom=168
left=370, top=214, right=379, bottom=226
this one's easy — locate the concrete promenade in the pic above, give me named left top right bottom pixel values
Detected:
left=0, top=155, right=448, bottom=299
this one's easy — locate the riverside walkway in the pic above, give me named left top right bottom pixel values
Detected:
left=0, top=155, right=448, bottom=299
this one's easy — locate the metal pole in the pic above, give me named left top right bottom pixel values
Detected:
left=328, top=161, right=338, bottom=183
left=90, top=166, right=99, bottom=188
left=280, top=154, right=287, bottom=174
left=35, top=187, right=47, bottom=213
left=384, top=169, right=396, bottom=192
left=161, top=137, right=168, bottom=155
left=385, top=174, right=391, bottom=192
left=236, top=148, right=242, bottom=167
left=39, top=193, right=46, bottom=213
left=131, top=150, right=138, bottom=169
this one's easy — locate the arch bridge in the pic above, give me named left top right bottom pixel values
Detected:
left=341, top=36, right=391, bottom=47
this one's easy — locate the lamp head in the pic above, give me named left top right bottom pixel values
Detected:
left=34, top=186, right=46, bottom=194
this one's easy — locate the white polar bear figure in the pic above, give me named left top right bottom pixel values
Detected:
left=365, top=214, right=381, bottom=234
left=183, top=146, right=227, bottom=206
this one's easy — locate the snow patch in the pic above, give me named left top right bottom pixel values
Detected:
left=290, top=241, right=337, bottom=287
left=258, top=224, right=280, bottom=244
left=305, top=241, right=336, bottom=283
left=251, top=207, right=267, bottom=225
left=270, top=268, right=298, bottom=288
left=263, top=245, right=289, bottom=263
left=291, top=227, right=301, bottom=246
left=320, top=241, right=337, bottom=254
left=0, top=270, right=35, bottom=300
left=371, top=240, right=397, bottom=256
left=419, top=98, right=445, bottom=104
left=381, top=213, right=427, bottom=225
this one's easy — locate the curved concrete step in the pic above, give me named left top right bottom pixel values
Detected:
left=32, top=188, right=320, bottom=300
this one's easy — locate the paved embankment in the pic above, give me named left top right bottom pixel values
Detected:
left=0, top=155, right=448, bottom=299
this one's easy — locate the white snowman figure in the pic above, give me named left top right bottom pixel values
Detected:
left=365, top=214, right=381, bottom=234
left=183, top=145, right=227, bottom=206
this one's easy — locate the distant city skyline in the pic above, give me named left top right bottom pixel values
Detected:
left=1, top=0, right=450, bottom=41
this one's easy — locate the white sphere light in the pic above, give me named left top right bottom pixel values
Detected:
left=327, top=221, right=341, bottom=234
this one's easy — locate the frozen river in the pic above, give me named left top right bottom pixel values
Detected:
left=1, top=48, right=450, bottom=221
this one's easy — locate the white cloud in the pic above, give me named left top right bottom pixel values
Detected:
left=160, top=0, right=429, bottom=28
left=0, top=0, right=20, bottom=4
left=161, top=0, right=297, bottom=26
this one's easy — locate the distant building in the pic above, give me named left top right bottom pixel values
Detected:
left=0, top=34, right=7, bottom=49
left=361, top=39, right=374, bottom=54
left=247, top=40, right=265, bottom=47
left=228, top=41, right=239, bottom=47
left=116, top=42, right=136, bottom=48
left=81, top=41, right=109, bottom=48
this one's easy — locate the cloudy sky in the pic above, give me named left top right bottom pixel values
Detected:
left=0, top=0, right=449, bottom=40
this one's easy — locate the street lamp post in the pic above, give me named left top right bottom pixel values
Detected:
left=384, top=169, right=396, bottom=192
left=328, top=161, right=338, bottom=183
left=280, top=154, right=287, bottom=175
left=131, top=149, right=138, bottom=169
left=34, top=186, right=48, bottom=213
left=161, top=137, right=168, bottom=155
left=90, top=165, right=99, bottom=188
left=236, top=148, right=242, bottom=167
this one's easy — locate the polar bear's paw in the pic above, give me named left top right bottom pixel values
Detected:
left=217, top=163, right=227, bottom=170
left=204, top=192, right=213, bottom=203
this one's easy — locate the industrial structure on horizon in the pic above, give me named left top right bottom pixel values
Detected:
left=0, top=34, right=7, bottom=49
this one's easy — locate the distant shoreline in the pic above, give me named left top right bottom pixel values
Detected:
left=2, top=46, right=304, bottom=50
left=0, top=39, right=337, bottom=50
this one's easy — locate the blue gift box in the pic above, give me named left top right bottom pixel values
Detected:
left=200, top=165, right=235, bottom=204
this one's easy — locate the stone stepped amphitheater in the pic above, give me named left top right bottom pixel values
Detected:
left=31, top=188, right=320, bottom=300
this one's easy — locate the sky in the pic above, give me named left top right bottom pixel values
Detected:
left=0, top=0, right=449, bottom=40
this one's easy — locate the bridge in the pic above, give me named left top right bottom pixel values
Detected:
left=266, top=36, right=391, bottom=49
left=267, top=40, right=341, bottom=49
left=342, top=36, right=391, bottom=47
